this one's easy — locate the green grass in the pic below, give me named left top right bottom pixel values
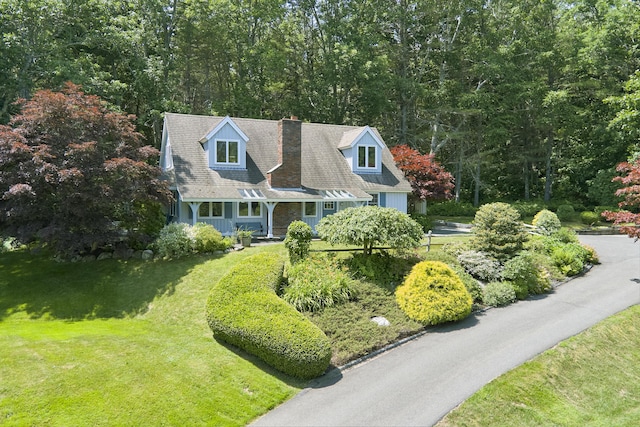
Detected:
left=0, top=245, right=304, bottom=426
left=438, top=304, right=640, bottom=427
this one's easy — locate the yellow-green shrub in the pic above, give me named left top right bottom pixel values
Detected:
left=395, top=261, right=472, bottom=325
left=206, top=253, right=331, bottom=379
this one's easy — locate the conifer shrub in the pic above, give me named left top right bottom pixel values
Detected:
left=483, top=281, right=517, bottom=307
left=532, top=209, right=561, bottom=235
left=457, top=250, right=502, bottom=282
left=580, top=211, right=600, bottom=226
left=556, top=204, right=576, bottom=221
left=472, top=202, right=528, bottom=261
left=284, top=220, right=313, bottom=264
left=206, top=253, right=332, bottom=379
left=395, top=261, right=472, bottom=325
left=424, top=251, right=483, bottom=304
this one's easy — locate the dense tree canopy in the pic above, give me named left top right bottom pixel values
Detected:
left=0, top=84, right=172, bottom=255
left=2, top=0, right=639, bottom=206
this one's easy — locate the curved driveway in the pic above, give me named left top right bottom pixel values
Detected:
left=251, top=235, right=640, bottom=427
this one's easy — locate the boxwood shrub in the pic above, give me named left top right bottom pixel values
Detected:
left=206, top=253, right=332, bottom=379
left=395, top=261, right=472, bottom=325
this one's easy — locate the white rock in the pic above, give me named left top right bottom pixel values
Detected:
left=371, top=316, right=390, bottom=327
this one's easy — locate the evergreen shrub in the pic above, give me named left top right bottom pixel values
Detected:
left=395, top=261, right=472, bottom=325
left=344, top=251, right=419, bottom=289
left=512, top=200, right=546, bottom=217
left=483, top=281, right=517, bottom=307
left=410, top=213, right=433, bottom=232
left=284, top=220, right=313, bottom=264
left=424, top=251, right=483, bottom=304
left=472, top=202, right=528, bottom=261
left=427, top=201, right=477, bottom=217
left=206, top=253, right=332, bottom=379
left=457, top=250, right=502, bottom=282
left=532, top=209, right=561, bottom=235
left=556, top=204, right=576, bottom=221
left=283, top=255, right=356, bottom=312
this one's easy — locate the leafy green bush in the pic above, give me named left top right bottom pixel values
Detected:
left=556, top=204, right=576, bottom=221
left=206, top=253, right=332, bottom=379
left=283, top=255, right=356, bottom=312
left=512, top=200, right=547, bottom=218
left=395, top=261, right=472, bottom=325
left=316, top=206, right=423, bottom=255
left=284, top=220, right=313, bottom=264
left=410, top=213, right=433, bottom=232
left=502, top=251, right=552, bottom=299
left=472, top=202, right=528, bottom=261
left=550, top=242, right=589, bottom=276
left=193, top=223, right=233, bottom=252
left=344, top=252, right=420, bottom=290
left=483, top=281, right=517, bottom=307
left=154, top=223, right=195, bottom=258
left=457, top=250, right=502, bottom=282
left=427, top=201, right=477, bottom=216
left=532, top=209, right=561, bottom=235
left=551, top=227, right=580, bottom=244
left=441, top=241, right=472, bottom=258
left=580, top=211, right=600, bottom=226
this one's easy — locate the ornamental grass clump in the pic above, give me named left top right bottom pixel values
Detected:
left=283, top=255, right=356, bottom=312
left=395, top=261, right=472, bottom=325
left=206, top=253, right=332, bottom=379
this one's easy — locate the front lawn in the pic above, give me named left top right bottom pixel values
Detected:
left=0, top=246, right=303, bottom=426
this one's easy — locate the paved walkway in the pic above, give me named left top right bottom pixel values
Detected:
left=251, top=235, right=640, bottom=426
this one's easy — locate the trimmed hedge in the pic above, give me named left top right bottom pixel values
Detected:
left=206, top=253, right=332, bottom=379
left=395, top=261, right=472, bottom=325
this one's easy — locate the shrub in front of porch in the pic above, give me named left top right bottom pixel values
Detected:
left=154, top=223, right=232, bottom=258
left=206, top=253, right=332, bottom=379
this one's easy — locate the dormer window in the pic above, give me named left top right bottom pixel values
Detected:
left=216, top=140, right=239, bottom=164
left=358, top=145, right=377, bottom=169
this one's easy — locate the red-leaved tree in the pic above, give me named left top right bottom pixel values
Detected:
left=0, top=83, right=172, bottom=255
left=603, top=160, right=640, bottom=239
left=391, top=144, right=454, bottom=206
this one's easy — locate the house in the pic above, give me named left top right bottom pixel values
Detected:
left=160, top=113, right=412, bottom=238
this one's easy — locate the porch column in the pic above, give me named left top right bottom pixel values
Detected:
left=264, top=202, right=278, bottom=238
left=188, top=202, right=201, bottom=226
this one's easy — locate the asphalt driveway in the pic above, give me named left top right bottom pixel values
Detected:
left=251, top=234, right=640, bottom=426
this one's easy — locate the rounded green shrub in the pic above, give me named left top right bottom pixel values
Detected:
left=550, top=242, right=589, bottom=276
left=502, top=251, right=552, bottom=298
left=532, top=209, right=561, bottom=236
left=395, top=261, right=472, bottom=325
left=206, top=253, right=332, bottom=379
left=283, top=255, right=356, bottom=312
left=284, top=220, right=313, bottom=264
left=472, top=202, right=528, bottom=261
left=193, top=222, right=233, bottom=252
left=556, top=204, right=575, bottom=221
left=483, top=281, right=517, bottom=307
left=154, top=222, right=194, bottom=258
left=580, top=211, right=600, bottom=226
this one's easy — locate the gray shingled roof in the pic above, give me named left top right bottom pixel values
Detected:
left=162, top=113, right=412, bottom=202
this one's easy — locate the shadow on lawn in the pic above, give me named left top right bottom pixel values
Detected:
left=0, top=250, right=205, bottom=321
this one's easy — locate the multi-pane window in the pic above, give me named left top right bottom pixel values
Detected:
left=238, top=201, right=261, bottom=217
left=198, top=202, right=223, bottom=218
left=303, top=202, right=317, bottom=217
left=323, top=201, right=335, bottom=210
left=216, top=140, right=239, bottom=164
left=358, top=145, right=376, bottom=168
left=368, top=194, right=379, bottom=206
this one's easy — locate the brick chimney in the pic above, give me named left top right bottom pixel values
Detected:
left=268, top=116, right=302, bottom=188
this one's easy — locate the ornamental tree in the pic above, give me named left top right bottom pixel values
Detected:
left=603, top=159, right=640, bottom=239
left=390, top=144, right=454, bottom=203
left=315, top=206, right=423, bottom=256
left=0, top=83, right=172, bottom=255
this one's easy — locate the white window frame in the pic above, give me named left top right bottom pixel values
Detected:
left=357, top=145, right=377, bottom=169
left=198, top=202, right=224, bottom=218
left=215, top=139, right=240, bottom=165
left=303, top=202, right=317, bottom=218
left=238, top=201, right=262, bottom=218
left=367, top=193, right=379, bottom=206
left=323, top=201, right=335, bottom=210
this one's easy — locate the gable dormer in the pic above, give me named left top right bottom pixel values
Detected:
left=338, top=126, right=384, bottom=174
left=199, top=116, right=249, bottom=169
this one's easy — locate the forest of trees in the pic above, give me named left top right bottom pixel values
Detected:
left=2, top=0, right=639, bottom=206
